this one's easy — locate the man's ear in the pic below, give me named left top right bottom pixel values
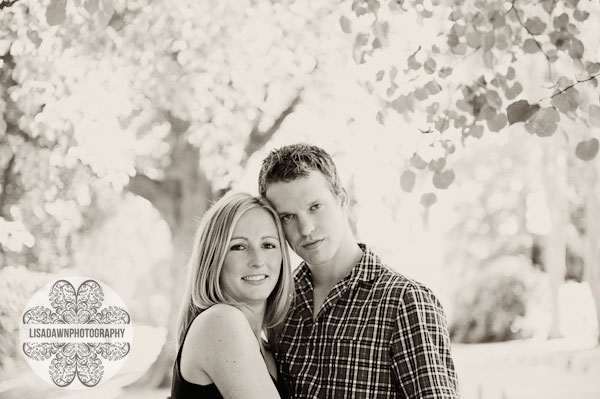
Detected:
left=337, top=188, right=349, bottom=208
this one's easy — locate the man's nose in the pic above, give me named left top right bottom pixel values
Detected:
left=297, top=215, right=315, bottom=236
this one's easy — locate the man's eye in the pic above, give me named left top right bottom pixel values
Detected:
left=281, top=214, right=293, bottom=223
left=310, top=204, right=322, bottom=211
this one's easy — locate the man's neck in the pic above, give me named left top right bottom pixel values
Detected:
left=310, top=240, right=363, bottom=290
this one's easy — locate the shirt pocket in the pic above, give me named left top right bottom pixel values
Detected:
left=322, top=335, right=391, bottom=396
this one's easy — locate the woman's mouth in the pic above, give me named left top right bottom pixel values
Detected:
left=241, top=274, right=268, bottom=281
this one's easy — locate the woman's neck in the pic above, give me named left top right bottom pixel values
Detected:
left=236, top=302, right=267, bottom=343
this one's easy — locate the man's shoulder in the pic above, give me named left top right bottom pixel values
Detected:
left=366, top=249, right=438, bottom=302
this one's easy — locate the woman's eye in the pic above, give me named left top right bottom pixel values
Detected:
left=310, top=203, right=321, bottom=211
left=281, top=214, right=293, bottom=223
left=263, top=243, right=277, bottom=249
left=230, top=244, right=245, bottom=251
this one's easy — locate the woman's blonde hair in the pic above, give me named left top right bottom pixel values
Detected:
left=176, top=192, right=292, bottom=347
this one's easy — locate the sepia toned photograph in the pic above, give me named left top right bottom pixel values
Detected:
left=1, top=0, right=599, bottom=398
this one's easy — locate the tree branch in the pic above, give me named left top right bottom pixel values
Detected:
left=0, top=153, right=15, bottom=217
left=0, top=0, right=20, bottom=10
left=126, top=173, right=180, bottom=229
left=508, top=0, right=553, bottom=80
left=549, top=73, right=600, bottom=99
left=241, top=91, right=302, bottom=165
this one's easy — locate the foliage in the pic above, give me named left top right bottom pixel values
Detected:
left=449, top=255, right=544, bottom=343
left=0, top=0, right=334, bottom=267
left=341, top=0, right=600, bottom=203
left=0, top=265, right=53, bottom=378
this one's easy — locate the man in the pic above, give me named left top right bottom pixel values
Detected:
left=258, top=143, right=459, bottom=399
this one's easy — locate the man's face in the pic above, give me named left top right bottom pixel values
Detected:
left=265, top=170, right=347, bottom=268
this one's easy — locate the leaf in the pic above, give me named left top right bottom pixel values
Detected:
left=482, top=50, right=494, bottom=68
left=435, top=117, right=449, bottom=133
left=551, top=88, right=579, bottom=114
left=84, top=0, right=99, bottom=13
left=447, top=33, right=459, bottom=47
left=495, top=32, right=509, bottom=50
left=523, top=39, right=539, bottom=54
left=449, top=9, right=462, bottom=21
left=553, top=13, right=569, bottom=29
left=414, top=88, right=429, bottom=101
left=390, top=66, right=398, bottom=80
left=482, top=31, right=495, bottom=51
left=454, top=115, right=467, bottom=128
left=575, top=138, right=599, bottom=161
left=586, top=62, right=600, bottom=75
left=568, top=38, right=584, bottom=59
left=438, top=67, right=452, bottom=78
left=97, top=0, right=115, bottom=27
left=486, top=90, right=502, bottom=110
left=356, top=33, right=369, bottom=46
left=469, top=124, right=484, bottom=138
left=340, top=16, right=352, bottom=33
left=432, top=170, right=455, bottom=189
left=488, top=10, right=505, bottom=28
left=525, top=17, right=546, bottom=35
left=466, top=32, right=481, bottom=48
left=400, top=170, right=416, bottom=192
left=478, top=105, right=496, bottom=121
left=420, top=193, right=437, bottom=207
left=425, top=80, right=441, bottom=95
left=505, top=82, right=522, bottom=100
left=507, top=100, right=541, bottom=124
left=428, top=158, right=446, bottom=172
left=506, top=67, right=515, bottom=80
left=391, top=95, right=413, bottom=114
left=453, top=42, right=467, bottom=55
left=590, top=105, right=600, bottom=127
left=424, top=58, right=436, bottom=74
left=487, top=113, right=507, bottom=132
left=524, top=107, right=560, bottom=137
left=46, top=0, right=67, bottom=26
left=407, top=54, right=421, bottom=70
left=410, top=153, right=427, bottom=170
left=574, top=10, right=590, bottom=22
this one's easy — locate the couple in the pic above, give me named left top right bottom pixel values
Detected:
left=170, top=144, right=459, bottom=398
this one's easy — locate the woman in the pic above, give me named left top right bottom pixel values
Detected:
left=170, top=193, right=292, bottom=399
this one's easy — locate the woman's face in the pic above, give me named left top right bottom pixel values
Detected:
left=220, top=207, right=282, bottom=306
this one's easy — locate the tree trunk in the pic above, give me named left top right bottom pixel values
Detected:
left=583, top=162, right=600, bottom=345
left=127, top=141, right=214, bottom=388
left=543, top=142, right=567, bottom=339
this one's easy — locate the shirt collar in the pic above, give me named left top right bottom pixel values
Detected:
left=294, top=243, right=382, bottom=287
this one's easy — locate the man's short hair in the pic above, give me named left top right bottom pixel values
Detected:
left=258, top=143, right=342, bottom=197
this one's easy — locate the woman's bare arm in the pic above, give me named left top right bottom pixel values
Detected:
left=181, top=304, right=280, bottom=399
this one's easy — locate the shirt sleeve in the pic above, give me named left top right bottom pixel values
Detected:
left=390, top=284, right=459, bottom=399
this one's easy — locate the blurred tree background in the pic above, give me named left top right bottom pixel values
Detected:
left=1, top=0, right=599, bottom=397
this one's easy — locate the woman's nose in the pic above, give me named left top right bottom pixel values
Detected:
left=248, top=247, right=265, bottom=267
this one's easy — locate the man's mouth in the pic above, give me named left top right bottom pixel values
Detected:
left=241, top=274, right=268, bottom=281
left=302, top=239, right=323, bottom=249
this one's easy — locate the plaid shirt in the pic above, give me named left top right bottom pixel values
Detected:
left=274, top=244, right=459, bottom=399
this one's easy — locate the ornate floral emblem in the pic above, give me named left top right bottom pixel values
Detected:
left=21, top=278, right=131, bottom=388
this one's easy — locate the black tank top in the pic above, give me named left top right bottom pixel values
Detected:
left=169, top=319, right=290, bottom=399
